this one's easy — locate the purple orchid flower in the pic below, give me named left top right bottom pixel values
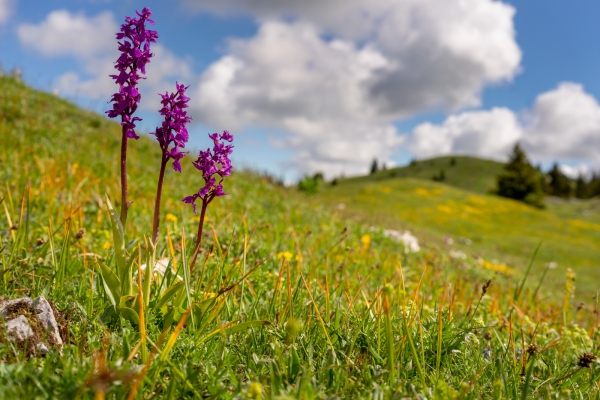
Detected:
left=183, top=131, right=234, bottom=271
left=106, top=7, right=158, bottom=225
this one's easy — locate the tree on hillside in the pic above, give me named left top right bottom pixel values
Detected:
left=496, top=143, right=545, bottom=208
left=546, top=163, right=572, bottom=198
left=370, top=159, right=379, bottom=175
left=585, top=173, right=600, bottom=198
left=575, top=174, right=589, bottom=199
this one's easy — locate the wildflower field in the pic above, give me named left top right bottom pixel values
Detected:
left=320, top=178, right=600, bottom=301
left=0, top=8, right=599, bottom=399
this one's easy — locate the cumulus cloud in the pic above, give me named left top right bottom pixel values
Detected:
left=18, top=10, right=193, bottom=111
left=406, top=82, right=600, bottom=171
left=186, top=0, right=521, bottom=176
left=407, top=107, right=522, bottom=160
left=559, top=164, right=592, bottom=180
left=17, top=10, right=116, bottom=59
left=524, top=83, right=600, bottom=161
left=0, top=0, right=14, bottom=24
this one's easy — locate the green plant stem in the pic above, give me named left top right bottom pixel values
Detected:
left=120, top=127, right=129, bottom=227
left=151, top=157, right=168, bottom=245
left=514, top=242, right=541, bottom=302
left=384, top=294, right=395, bottom=385
left=189, top=198, right=209, bottom=273
left=401, top=302, right=427, bottom=388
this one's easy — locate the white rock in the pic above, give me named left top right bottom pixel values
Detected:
left=36, top=342, right=49, bottom=356
left=33, top=296, right=63, bottom=346
left=6, top=315, right=34, bottom=342
left=0, top=298, right=33, bottom=319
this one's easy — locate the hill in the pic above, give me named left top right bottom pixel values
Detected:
left=1, top=75, right=599, bottom=398
left=336, top=155, right=505, bottom=194
left=320, top=173, right=600, bottom=298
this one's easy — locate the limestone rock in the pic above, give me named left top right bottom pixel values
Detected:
left=33, top=296, right=63, bottom=346
left=0, top=298, right=33, bottom=319
left=0, top=296, right=64, bottom=354
left=6, top=315, right=34, bottom=342
left=36, top=343, right=49, bottom=356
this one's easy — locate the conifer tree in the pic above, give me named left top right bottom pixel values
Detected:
left=547, top=163, right=572, bottom=198
left=575, top=174, right=589, bottom=199
left=496, top=143, right=544, bottom=208
left=370, top=158, right=379, bottom=175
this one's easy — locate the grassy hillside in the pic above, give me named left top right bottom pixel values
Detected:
left=337, top=155, right=505, bottom=194
left=320, top=177, right=600, bottom=298
left=1, top=76, right=600, bottom=398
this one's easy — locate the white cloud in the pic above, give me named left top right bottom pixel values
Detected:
left=188, top=0, right=521, bottom=176
left=407, top=82, right=600, bottom=171
left=0, top=0, right=14, bottom=24
left=523, top=82, right=600, bottom=162
left=407, top=107, right=522, bottom=160
left=17, top=10, right=116, bottom=59
left=559, top=164, right=592, bottom=180
left=18, top=10, right=193, bottom=112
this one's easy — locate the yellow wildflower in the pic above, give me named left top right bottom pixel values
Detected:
left=361, top=234, right=371, bottom=250
left=277, top=251, right=293, bottom=261
left=165, top=213, right=178, bottom=223
left=102, top=242, right=111, bottom=250
left=480, top=260, right=512, bottom=275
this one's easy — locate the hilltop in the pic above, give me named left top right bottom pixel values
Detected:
left=335, top=155, right=505, bottom=194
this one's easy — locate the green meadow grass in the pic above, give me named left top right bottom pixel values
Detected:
left=337, top=156, right=505, bottom=194
left=320, top=177, right=600, bottom=301
left=1, top=76, right=600, bottom=398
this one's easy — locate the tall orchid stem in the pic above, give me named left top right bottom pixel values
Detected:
left=151, top=157, right=168, bottom=245
left=189, top=199, right=209, bottom=273
left=120, top=128, right=129, bottom=226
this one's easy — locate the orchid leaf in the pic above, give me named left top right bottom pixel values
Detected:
left=95, top=261, right=121, bottom=309
left=119, top=307, right=140, bottom=326
left=156, top=281, right=184, bottom=311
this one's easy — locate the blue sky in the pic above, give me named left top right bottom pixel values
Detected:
left=2, top=0, right=600, bottom=181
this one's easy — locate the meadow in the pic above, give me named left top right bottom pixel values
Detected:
left=320, top=176, right=600, bottom=301
left=0, top=71, right=599, bottom=400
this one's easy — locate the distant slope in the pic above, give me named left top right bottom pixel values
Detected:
left=336, top=156, right=504, bottom=194
left=319, top=177, right=600, bottom=297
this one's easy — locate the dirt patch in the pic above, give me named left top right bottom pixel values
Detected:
left=50, top=302, right=71, bottom=345
left=2, top=300, right=33, bottom=320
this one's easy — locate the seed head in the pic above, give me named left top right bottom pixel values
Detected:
left=481, top=279, right=492, bottom=297
left=577, top=353, right=596, bottom=368
left=75, top=228, right=86, bottom=240
left=526, top=343, right=539, bottom=356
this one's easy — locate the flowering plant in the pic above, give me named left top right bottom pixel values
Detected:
left=150, top=83, right=192, bottom=244
left=183, top=131, right=234, bottom=270
left=106, top=7, right=158, bottom=225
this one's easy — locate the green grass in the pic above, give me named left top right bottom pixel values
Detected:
left=1, top=76, right=600, bottom=399
left=320, top=177, right=600, bottom=300
left=337, top=155, right=505, bottom=194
